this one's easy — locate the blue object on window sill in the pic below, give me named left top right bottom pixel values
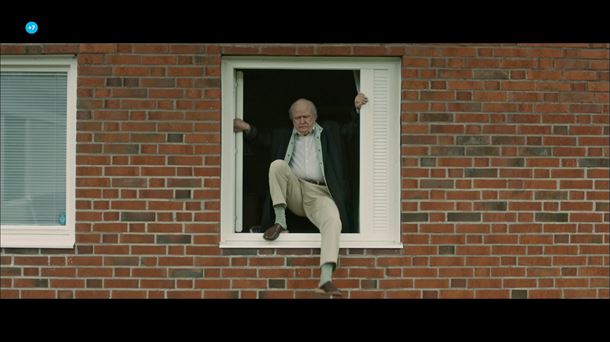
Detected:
left=58, top=213, right=66, bottom=225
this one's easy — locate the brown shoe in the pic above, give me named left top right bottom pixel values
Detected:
left=315, top=281, right=343, bottom=297
left=262, top=223, right=287, bottom=241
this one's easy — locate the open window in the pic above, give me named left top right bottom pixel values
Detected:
left=221, top=57, right=401, bottom=248
left=240, top=69, right=359, bottom=234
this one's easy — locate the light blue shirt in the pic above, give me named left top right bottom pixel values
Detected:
left=283, top=123, right=325, bottom=182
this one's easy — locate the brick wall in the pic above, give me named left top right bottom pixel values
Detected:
left=0, top=43, right=608, bottom=298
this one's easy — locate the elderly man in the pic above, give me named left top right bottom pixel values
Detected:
left=234, top=93, right=368, bottom=296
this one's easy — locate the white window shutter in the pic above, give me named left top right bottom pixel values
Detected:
left=359, top=64, right=401, bottom=244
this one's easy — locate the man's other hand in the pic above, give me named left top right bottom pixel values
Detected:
left=355, top=93, right=368, bottom=109
left=233, top=118, right=251, bottom=132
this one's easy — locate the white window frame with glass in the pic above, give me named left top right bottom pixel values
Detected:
left=220, top=56, right=402, bottom=249
left=1, top=55, right=77, bottom=248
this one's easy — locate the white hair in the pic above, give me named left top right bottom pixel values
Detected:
left=288, top=98, right=317, bottom=119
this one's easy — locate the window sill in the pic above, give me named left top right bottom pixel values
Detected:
left=220, top=233, right=403, bottom=249
left=0, top=226, right=75, bottom=249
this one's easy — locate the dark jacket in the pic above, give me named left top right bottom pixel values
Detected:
left=244, top=109, right=359, bottom=233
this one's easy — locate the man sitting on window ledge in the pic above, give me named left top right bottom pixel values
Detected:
left=233, top=93, right=368, bottom=296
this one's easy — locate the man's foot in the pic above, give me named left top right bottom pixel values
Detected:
left=315, top=281, right=343, bottom=297
left=262, top=223, right=287, bottom=241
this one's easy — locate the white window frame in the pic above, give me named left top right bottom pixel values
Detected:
left=0, top=55, right=77, bottom=248
left=220, top=56, right=401, bottom=249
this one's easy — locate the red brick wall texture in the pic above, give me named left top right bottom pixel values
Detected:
left=0, top=43, right=608, bottom=298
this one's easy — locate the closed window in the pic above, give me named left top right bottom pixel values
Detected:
left=1, top=56, right=77, bottom=248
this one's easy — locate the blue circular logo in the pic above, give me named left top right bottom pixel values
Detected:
left=25, top=21, right=38, bottom=34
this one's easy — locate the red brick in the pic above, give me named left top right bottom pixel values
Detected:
left=2, top=43, right=608, bottom=299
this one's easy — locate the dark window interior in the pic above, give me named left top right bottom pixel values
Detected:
left=240, top=69, right=360, bottom=233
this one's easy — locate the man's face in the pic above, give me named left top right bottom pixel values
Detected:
left=291, top=101, right=316, bottom=135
